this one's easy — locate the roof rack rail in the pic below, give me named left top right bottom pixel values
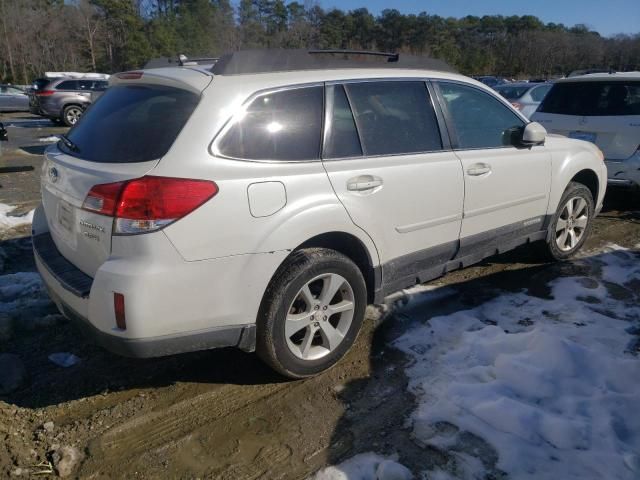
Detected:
left=178, top=54, right=219, bottom=67
left=210, top=49, right=456, bottom=76
left=308, top=49, right=400, bottom=62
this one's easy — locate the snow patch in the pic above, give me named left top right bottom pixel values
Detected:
left=0, top=203, right=34, bottom=229
left=309, top=453, right=411, bottom=480
left=0, top=272, right=49, bottom=314
left=395, top=245, right=640, bottom=480
left=39, top=135, right=60, bottom=143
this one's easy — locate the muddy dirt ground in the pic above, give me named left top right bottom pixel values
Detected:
left=0, top=112, right=639, bottom=479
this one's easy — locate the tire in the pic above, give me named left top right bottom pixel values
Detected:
left=62, top=105, right=83, bottom=127
left=542, top=181, right=594, bottom=260
left=256, top=248, right=367, bottom=379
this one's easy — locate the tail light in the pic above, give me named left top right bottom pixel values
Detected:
left=82, top=176, right=218, bottom=234
left=35, top=90, right=55, bottom=96
left=511, top=102, right=523, bottom=111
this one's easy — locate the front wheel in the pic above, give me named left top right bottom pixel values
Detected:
left=256, top=248, right=367, bottom=379
left=543, top=182, right=594, bottom=260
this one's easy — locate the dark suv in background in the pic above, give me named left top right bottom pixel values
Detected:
left=31, top=78, right=108, bottom=126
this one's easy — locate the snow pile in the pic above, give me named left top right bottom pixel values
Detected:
left=39, top=135, right=60, bottom=143
left=395, top=246, right=640, bottom=479
left=310, top=453, right=411, bottom=480
left=0, top=203, right=34, bottom=229
left=0, top=272, right=50, bottom=314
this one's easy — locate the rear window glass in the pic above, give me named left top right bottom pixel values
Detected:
left=217, top=86, right=323, bottom=161
left=61, top=85, right=199, bottom=163
left=538, top=81, right=640, bottom=116
left=495, top=86, right=530, bottom=100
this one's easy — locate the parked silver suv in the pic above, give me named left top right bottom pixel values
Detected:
left=32, top=77, right=109, bottom=126
left=33, top=50, right=607, bottom=378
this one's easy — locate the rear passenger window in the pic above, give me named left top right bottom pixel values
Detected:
left=56, top=80, right=78, bottom=91
left=345, top=81, right=442, bottom=156
left=324, top=85, right=362, bottom=158
left=217, top=86, right=323, bottom=161
left=438, top=82, right=525, bottom=149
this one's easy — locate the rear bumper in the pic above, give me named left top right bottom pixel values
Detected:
left=34, top=232, right=257, bottom=357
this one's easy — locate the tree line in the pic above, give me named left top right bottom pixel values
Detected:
left=1, top=0, right=639, bottom=84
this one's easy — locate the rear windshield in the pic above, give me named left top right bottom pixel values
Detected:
left=538, top=81, right=640, bottom=116
left=495, top=85, right=530, bottom=100
left=60, top=84, right=199, bottom=163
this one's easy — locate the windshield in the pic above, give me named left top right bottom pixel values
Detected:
left=60, top=84, right=199, bottom=163
left=495, top=85, right=530, bottom=100
left=538, top=81, right=640, bottom=116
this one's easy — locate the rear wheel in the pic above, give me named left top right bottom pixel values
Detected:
left=62, top=105, right=83, bottom=127
left=543, top=182, right=594, bottom=260
left=256, top=248, right=367, bottom=378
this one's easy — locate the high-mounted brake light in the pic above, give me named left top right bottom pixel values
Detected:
left=116, top=71, right=144, bottom=80
left=36, top=90, right=55, bottom=96
left=82, top=176, right=218, bottom=234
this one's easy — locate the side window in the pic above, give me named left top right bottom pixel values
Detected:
left=78, top=80, right=93, bottom=90
left=324, top=85, right=362, bottom=159
left=438, top=82, right=525, bottom=149
left=345, top=81, right=442, bottom=156
left=217, top=86, right=323, bottom=161
left=531, top=84, right=551, bottom=102
left=56, top=80, right=78, bottom=91
left=94, top=81, right=108, bottom=91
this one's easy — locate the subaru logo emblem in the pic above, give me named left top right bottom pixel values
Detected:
left=49, top=167, right=59, bottom=183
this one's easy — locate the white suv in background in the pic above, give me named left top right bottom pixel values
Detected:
left=532, top=72, right=640, bottom=188
left=33, top=50, right=606, bottom=378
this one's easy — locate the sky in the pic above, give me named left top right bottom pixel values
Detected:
left=317, top=0, right=640, bottom=37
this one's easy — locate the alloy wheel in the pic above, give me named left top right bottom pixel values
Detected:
left=555, top=196, right=589, bottom=252
left=285, top=273, right=355, bottom=361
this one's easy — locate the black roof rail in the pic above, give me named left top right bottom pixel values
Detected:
left=308, top=49, right=400, bottom=62
left=210, top=49, right=455, bottom=75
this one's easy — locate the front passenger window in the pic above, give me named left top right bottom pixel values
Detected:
left=438, top=82, right=525, bottom=149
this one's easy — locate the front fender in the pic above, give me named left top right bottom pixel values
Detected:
left=546, top=137, right=607, bottom=214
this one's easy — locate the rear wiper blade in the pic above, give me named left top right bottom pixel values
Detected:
left=59, top=134, right=79, bottom=152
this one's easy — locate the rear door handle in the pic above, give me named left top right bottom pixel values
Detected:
left=466, top=163, right=492, bottom=176
left=347, top=175, right=383, bottom=191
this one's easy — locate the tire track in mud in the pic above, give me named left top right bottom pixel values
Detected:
left=91, top=382, right=288, bottom=463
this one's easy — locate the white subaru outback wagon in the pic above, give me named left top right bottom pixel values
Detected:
left=33, top=50, right=607, bottom=378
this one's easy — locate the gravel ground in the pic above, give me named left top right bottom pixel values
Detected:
left=0, top=112, right=638, bottom=479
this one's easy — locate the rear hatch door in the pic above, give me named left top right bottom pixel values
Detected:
left=534, top=80, right=640, bottom=159
left=40, top=71, right=207, bottom=277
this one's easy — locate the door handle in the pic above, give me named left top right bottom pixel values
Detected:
left=466, top=163, right=492, bottom=176
left=347, top=175, right=383, bottom=191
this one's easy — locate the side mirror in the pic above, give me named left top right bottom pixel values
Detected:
left=0, top=123, right=8, bottom=142
left=521, top=122, right=546, bottom=146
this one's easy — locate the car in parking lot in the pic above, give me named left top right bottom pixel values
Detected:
left=31, top=77, right=109, bottom=126
left=532, top=72, right=640, bottom=188
left=33, top=50, right=606, bottom=378
left=0, top=84, right=29, bottom=112
left=494, top=82, right=552, bottom=118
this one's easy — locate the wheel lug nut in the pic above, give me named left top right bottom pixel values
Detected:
left=322, top=305, right=328, bottom=310
left=313, top=322, right=319, bottom=327
left=314, top=305, right=320, bottom=310
left=311, top=315, right=315, bottom=320
left=323, top=316, right=327, bottom=321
